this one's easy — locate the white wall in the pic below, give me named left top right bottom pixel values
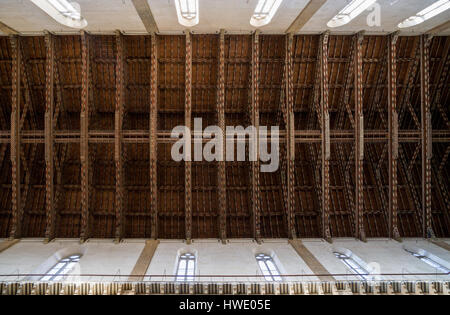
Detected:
left=0, top=238, right=449, bottom=283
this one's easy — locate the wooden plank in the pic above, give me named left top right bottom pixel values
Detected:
left=289, top=239, right=335, bottom=282
left=131, top=0, right=159, bottom=34
left=0, top=239, right=20, bottom=253
left=286, top=0, right=327, bottom=34
left=128, top=240, right=160, bottom=281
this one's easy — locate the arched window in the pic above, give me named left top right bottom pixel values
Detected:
left=256, top=254, right=282, bottom=282
left=405, top=248, right=450, bottom=274
left=41, top=255, right=81, bottom=281
left=334, top=252, right=369, bottom=281
left=176, top=253, right=195, bottom=282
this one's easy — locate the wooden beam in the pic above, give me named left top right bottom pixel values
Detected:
left=320, top=32, right=331, bottom=242
left=150, top=34, right=158, bottom=240
left=426, top=20, right=450, bottom=35
left=0, top=21, right=18, bottom=35
left=9, top=35, right=21, bottom=239
left=217, top=30, right=227, bottom=242
left=430, top=240, right=450, bottom=252
left=131, top=0, right=159, bottom=34
left=80, top=31, right=90, bottom=242
left=420, top=35, right=434, bottom=239
left=185, top=31, right=192, bottom=243
left=44, top=33, right=56, bottom=242
left=289, top=240, right=335, bottom=282
left=286, top=0, right=327, bottom=34
left=286, top=34, right=296, bottom=239
left=0, top=239, right=20, bottom=253
left=251, top=31, right=261, bottom=242
left=114, top=31, right=125, bottom=242
left=388, top=32, right=401, bottom=241
left=128, top=240, right=160, bottom=281
left=354, top=32, right=366, bottom=242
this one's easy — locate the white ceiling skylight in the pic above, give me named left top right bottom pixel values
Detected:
left=398, top=0, right=450, bottom=28
left=327, top=0, right=377, bottom=28
left=175, top=0, right=199, bottom=27
left=250, top=0, right=283, bottom=27
left=30, top=0, right=88, bottom=29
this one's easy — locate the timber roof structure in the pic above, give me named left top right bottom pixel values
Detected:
left=0, top=32, right=448, bottom=241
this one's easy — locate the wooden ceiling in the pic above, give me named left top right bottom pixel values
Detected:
left=0, top=33, right=448, bottom=241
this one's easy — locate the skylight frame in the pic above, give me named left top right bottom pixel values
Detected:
left=250, top=0, right=283, bottom=27
left=327, top=0, right=377, bottom=28
left=334, top=252, right=370, bottom=281
left=405, top=248, right=450, bottom=274
left=175, top=0, right=200, bottom=27
left=30, top=0, right=88, bottom=29
left=398, top=0, right=450, bottom=28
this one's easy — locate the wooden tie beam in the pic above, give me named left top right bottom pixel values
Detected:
left=217, top=30, right=227, bottom=242
left=115, top=31, right=125, bottom=242
left=251, top=31, right=261, bottom=242
left=320, top=32, right=331, bottom=242
left=80, top=31, right=91, bottom=242
left=420, top=35, right=434, bottom=239
left=9, top=35, right=21, bottom=239
left=354, top=32, right=366, bottom=242
left=388, top=32, right=401, bottom=241
left=185, top=31, right=192, bottom=243
left=150, top=34, right=158, bottom=239
left=44, top=32, right=56, bottom=242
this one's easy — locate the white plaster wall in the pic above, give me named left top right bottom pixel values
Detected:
left=0, top=238, right=449, bottom=283
left=303, top=238, right=450, bottom=282
left=146, top=239, right=317, bottom=282
left=0, top=238, right=145, bottom=282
